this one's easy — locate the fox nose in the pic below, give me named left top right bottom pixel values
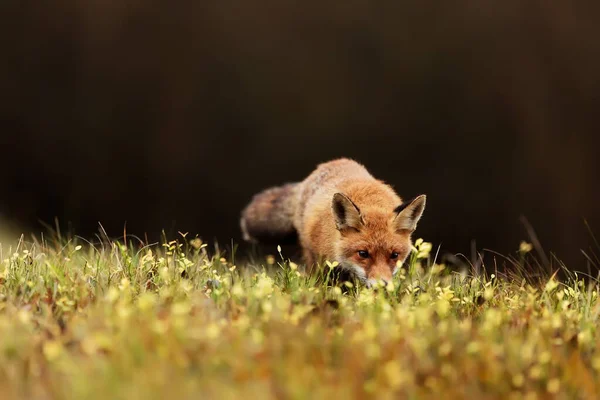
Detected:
left=366, top=278, right=388, bottom=289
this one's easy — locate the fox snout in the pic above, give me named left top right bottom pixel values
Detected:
left=339, top=257, right=399, bottom=288
left=344, top=262, right=393, bottom=288
left=365, top=268, right=392, bottom=289
left=365, top=278, right=390, bottom=289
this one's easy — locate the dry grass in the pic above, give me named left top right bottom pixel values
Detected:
left=0, top=234, right=599, bottom=399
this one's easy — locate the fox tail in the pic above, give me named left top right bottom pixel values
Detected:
left=240, top=182, right=300, bottom=244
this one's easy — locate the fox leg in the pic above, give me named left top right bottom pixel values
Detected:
left=302, top=248, right=317, bottom=274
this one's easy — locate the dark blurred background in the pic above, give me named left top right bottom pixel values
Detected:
left=1, top=1, right=599, bottom=269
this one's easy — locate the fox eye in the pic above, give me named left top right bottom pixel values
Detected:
left=357, top=250, right=369, bottom=259
left=390, top=252, right=399, bottom=259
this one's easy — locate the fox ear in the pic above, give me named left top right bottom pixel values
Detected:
left=393, top=195, right=426, bottom=232
left=332, top=193, right=364, bottom=231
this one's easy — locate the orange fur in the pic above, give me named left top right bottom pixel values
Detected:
left=241, top=158, right=426, bottom=286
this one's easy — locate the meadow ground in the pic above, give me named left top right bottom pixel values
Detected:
left=0, top=232, right=599, bottom=399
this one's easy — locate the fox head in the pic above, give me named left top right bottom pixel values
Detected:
left=331, top=193, right=426, bottom=287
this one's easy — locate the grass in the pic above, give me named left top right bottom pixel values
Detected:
left=0, top=233, right=599, bottom=399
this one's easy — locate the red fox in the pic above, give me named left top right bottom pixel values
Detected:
left=240, top=158, right=426, bottom=287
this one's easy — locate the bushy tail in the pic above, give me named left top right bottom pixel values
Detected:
left=240, top=182, right=300, bottom=244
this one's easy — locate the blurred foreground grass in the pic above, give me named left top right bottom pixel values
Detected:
left=0, top=234, right=599, bottom=399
